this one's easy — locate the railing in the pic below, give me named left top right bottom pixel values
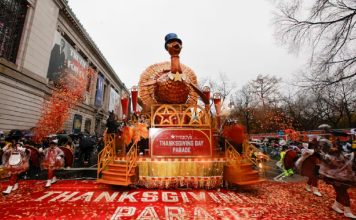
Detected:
left=243, top=140, right=270, bottom=174
left=225, top=139, right=269, bottom=173
left=125, top=141, right=138, bottom=183
left=225, top=140, right=242, bottom=165
left=151, top=104, right=211, bottom=128
left=97, top=133, right=116, bottom=178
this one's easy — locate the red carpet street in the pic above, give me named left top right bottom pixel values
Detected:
left=0, top=180, right=354, bottom=219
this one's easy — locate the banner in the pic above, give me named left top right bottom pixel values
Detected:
left=109, top=88, right=122, bottom=117
left=47, top=31, right=88, bottom=84
left=114, top=93, right=123, bottom=118
left=108, top=87, right=118, bottom=113
left=150, top=128, right=212, bottom=157
left=95, top=74, right=104, bottom=107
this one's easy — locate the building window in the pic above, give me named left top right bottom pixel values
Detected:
left=103, top=84, right=107, bottom=107
left=0, top=0, right=28, bottom=63
left=72, top=114, right=82, bottom=134
left=84, top=119, right=91, bottom=134
left=86, top=75, right=91, bottom=92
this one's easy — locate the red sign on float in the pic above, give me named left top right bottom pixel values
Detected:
left=150, top=128, right=212, bottom=157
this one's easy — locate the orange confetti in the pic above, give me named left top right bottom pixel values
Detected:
left=32, top=68, right=95, bottom=143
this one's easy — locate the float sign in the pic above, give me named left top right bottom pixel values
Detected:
left=150, top=128, right=212, bottom=157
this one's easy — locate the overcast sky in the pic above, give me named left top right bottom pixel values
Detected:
left=68, top=0, right=306, bottom=91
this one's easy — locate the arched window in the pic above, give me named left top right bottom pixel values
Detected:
left=0, top=0, right=28, bottom=63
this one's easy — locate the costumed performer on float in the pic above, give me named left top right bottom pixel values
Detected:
left=317, top=138, right=356, bottom=218
left=39, top=139, right=64, bottom=188
left=2, top=142, right=30, bottom=194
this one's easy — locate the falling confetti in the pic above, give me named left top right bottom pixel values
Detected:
left=32, top=68, right=95, bottom=143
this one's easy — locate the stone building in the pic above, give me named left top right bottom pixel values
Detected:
left=0, top=0, right=128, bottom=135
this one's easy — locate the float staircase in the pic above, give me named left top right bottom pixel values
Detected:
left=97, top=159, right=138, bottom=186
left=223, top=140, right=267, bottom=186
left=97, top=134, right=138, bottom=186
left=224, top=160, right=266, bottom=185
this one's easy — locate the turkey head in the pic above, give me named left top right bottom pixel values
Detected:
left=154, top=40, right=190, bottom=104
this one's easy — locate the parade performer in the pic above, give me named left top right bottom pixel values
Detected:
left=39, top=139, right=64, bottom=187
left=295, top=144, right=322, bottom=197
left=279, top=145, right=294, bottom=177
left=2, top=142, right=30, bottom=194
left=317, top=139, right=356, bottom=218
left=221, top=121, right=245, bottom=153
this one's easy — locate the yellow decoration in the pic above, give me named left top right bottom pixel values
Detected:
left=137, top=159, right=224, bottom=177
left=132, top=123, right=149, bottom=143
left=122, top=126, right=133, bottom=145
left=151, top=104, right=210, bottom=127
left=172, top=72, right=183, bottom=81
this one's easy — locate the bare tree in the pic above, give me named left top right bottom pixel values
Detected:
left=208, top=73, right=235, bottom=104
left=312, top=79, right=356, bottom=127
left=274, top=0, right=356, bottom=85
left=232, top=75, right=293, bottom=133
left=339, top=79, right=356, bottom=127
left=282, top=94, right=312, bottom=130
left=232, top=85, right=256, bottom=133
left=249, top=74, right=281, bottom=107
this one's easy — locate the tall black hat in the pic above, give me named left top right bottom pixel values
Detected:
left=164, top=33, right=182, bottom=50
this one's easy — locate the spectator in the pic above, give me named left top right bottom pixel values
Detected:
left=57, top=132, right=73, bottom=148
left=79, top=133, right=95, bottom=166
left=0, top=130, right=5, bottom=147
left=106, top=111, right=120, bottom=134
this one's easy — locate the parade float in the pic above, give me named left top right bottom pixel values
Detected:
left=97, top=33, right=268, bottom=188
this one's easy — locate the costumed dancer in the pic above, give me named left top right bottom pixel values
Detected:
left=274, top=143, right=295, bottom=182
left=39, top=139, right=64, bottom=188
left=318, top=139, right=356, bottom=218
left=2, top=142, right=30, bottom=194
left=295, top=140, right=322, bottom=197
left=280, top=145, right=294, bottom=177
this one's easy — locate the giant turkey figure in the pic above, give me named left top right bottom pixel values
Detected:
left=139, top=33, right=207, bottom=110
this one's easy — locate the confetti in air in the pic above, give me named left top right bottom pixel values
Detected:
left=32, top=69, right=95, bottom=143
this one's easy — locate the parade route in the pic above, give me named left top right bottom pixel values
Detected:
left=1, top=0, right=356, bottom=219
left=0, top=180, right=354, bottom=219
